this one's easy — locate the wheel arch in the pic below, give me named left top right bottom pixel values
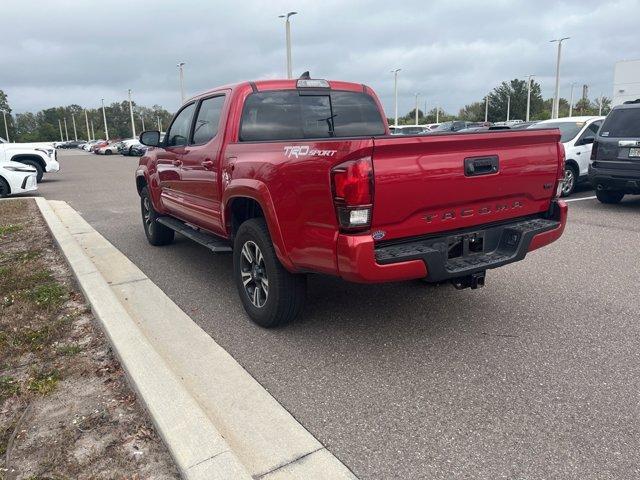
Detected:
left=10, top=154, right=46, bottom=171
left=223, top=182, right=295, bottom=271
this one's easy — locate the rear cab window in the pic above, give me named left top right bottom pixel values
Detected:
left=600, top=108, right=640, bottom=138
left=239, top=90, right=385, bottom=141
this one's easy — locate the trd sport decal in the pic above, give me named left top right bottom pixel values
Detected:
left=283, top=146, right=337, bottom=158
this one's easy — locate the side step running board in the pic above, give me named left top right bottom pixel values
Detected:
left=157, top=216, right=232, bottom=253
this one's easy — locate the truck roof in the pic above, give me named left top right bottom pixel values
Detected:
left=186, top=79, right=369, bottom=103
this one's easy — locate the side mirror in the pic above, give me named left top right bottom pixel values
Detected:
left=581, top=136, right=595, bottom=145
left=140, top=130, right=161, bottom=147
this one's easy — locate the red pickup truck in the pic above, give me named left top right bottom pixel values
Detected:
left=135, top=76, right=567, bottom=327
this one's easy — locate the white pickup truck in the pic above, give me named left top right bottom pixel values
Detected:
left=0, top=137, right=59, bottom=182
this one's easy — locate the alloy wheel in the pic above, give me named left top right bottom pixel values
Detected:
left=562, top=168, right=575, bottom=195
left=240, top=240, right=269, bottom=308
left=142, top=197, right=153, bottom=234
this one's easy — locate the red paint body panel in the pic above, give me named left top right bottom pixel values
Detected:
left=137, top=78, right=567, bottom=283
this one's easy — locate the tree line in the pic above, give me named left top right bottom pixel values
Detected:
left=0, top=90, right=173, bottom=142
left=390, top=78, right=611, bottom=125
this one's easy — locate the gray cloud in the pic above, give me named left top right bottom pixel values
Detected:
left=1, top=0, right=637, bottom=117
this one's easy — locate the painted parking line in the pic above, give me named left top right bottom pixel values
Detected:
left=565, top=195, right=597, bottom=203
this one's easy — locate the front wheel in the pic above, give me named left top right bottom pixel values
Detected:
left=596, top=189, right=624, bottom=204
left=233, top=218, right=306, bottom=327
left=0, top=178, right=10, bottom=198
left=140, top=186, right=174, bottom=246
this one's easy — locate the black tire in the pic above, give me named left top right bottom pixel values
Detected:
left=105, top=149, right=112, bottom=155
left=21, top=160, right=44, bottom=183
left=128, top=146, right=133, bottom=156
left=0, top=177, right=10, bottom=198
left=596, top=189, right=624, bottom=204
left=140, top=186, right=174, bottom=246
left=233, top=218, right=306, bottom=327
left=561, top=164, right=578, bottom=197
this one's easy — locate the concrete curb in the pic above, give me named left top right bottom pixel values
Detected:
left=35, top=197, right=357, bottom=479
left=35, top=197, right=253, bottom=480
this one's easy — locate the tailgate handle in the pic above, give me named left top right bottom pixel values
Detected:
left=464, top=156, right=499, bottom=177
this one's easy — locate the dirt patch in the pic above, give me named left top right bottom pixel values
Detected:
left=0, top=199, right=179, bottom=479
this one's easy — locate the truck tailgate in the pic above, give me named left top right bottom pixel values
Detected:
left=371, top=130, right=561, bottom=241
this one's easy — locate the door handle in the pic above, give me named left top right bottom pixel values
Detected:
left=202, top=160, right=215, bottom=169
left=576, top=152, right=581, bottom=155
left=172, top=159, right=182, bottom=167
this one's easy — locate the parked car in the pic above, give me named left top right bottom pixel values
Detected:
left=135, top=76, right=567, bottom=327
left=120, top=138, right=142, bottom=155
left=0, top=161, right=38, bottom=197
left=96, top=141, right=123, bottom=155
left=0, top=137, right=59, bottom=182
left=82, top=140, right=102, bottom=151
left=57, top=140, right=86, bottom=149
left=389, top=125, right=431, bottom=135
left=129, top=144, right=147, bottom=156
left=91, top=140, right=109, bottom=152
left=430, top=121, right=480, bottom=133
left=529, top=116, right=604, bottom=196
left=589, top=99, right=640, bottom=203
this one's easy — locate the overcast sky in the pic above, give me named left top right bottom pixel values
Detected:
left=2, top=0, right=638, bottom=117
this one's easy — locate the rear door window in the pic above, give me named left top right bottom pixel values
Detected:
left=239, top=90, right=385, bottom=141
left=600, top=108, right=640, bottom=138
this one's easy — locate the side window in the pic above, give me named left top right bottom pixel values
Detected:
left=587, top=121, right=602, bottom=136
left=192, top=96, right=225, bottom=144
left=166, top=103, right=196, bottom=147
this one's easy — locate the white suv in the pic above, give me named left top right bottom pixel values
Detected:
left=529, top=116, right=604, bottom=196
left=0, top=137, right=60, bottom=183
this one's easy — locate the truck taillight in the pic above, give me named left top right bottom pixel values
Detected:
left=331, top=157, right=373, bottom=231
left=554, top=142, right=566, bottom=199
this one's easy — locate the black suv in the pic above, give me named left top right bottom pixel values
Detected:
left=589, top=100, right=640, bottom=204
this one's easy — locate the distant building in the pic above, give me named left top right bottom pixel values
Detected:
left=613, top=59, right=640, bottom=106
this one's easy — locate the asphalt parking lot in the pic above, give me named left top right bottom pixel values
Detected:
left=35, top=150, right=640, bottom=479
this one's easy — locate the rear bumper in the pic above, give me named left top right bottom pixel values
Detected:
left=336, top=200, right=567, bottom=283
left=589, top=165, right=640, bottom=192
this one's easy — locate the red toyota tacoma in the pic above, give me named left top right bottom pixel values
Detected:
left=135, top=76, right=567, bottom=327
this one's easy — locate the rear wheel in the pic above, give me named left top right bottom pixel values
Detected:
left=596, top=189, right=624, bottom=204
left=21, top=160, right=44, bottom=183
left=105, top=149, right=112, bottom=155
left=0, top=178, right=10, bottom=198
left=140, top=186, right=174, bottom=245
left=233, top=218, right=306, bottom=327
left=561, top=164, right=578, bottom=197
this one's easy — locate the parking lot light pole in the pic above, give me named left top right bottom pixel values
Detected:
left=63, top=117, right=69, bottom=141
left=157, top=116, right=162, bottom=132
left=140, top=115, right=145, bottom=131
left=72, top=113, right=78, bottom=141
left=128, top=89, right=136, bottom=138
left=278, top=12, right=297, bottom=79
left=414, top=93, right=420, bottom=125
left=84, top=110, right=90, bottom=141
left=568, top=82, right=576, bottom=117
left=58, top=119, right=64, bottom=141
left=101, top=98, right=109, bottom=141
left=177, top=62, right=186, bottom=103
left=598, top=93, right=603, bottom=115
left=91, top=120, right=95, bottom=140
left=391, top=68, right=401, bottom=127
left=484, top=96, right=489, bottom=123
left=525, top=74, right=535, bottom=122
left=506, top=95, right=511, bottom=122
left=550, top=37, right=570, bottom=119
left=436, top=105, right=439, bottom=124
left=1, top=110, right=9, bottom=142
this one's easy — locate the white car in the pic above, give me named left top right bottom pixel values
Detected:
left=0, top=137, right=59, bottom=183
left=0, top=161, right=38, bottom=198
left=528, top=116, right=605, bottom=196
